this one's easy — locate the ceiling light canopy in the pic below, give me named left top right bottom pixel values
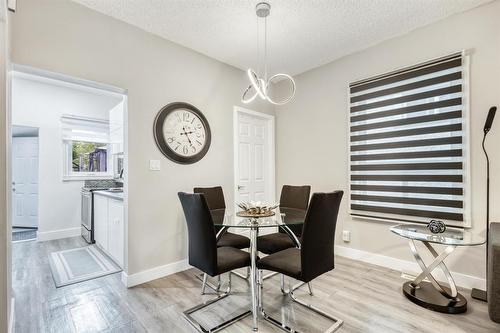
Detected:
left=241, top=2, right=296, bottom=106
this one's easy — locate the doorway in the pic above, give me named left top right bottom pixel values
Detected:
left=11, top=126, right=39, bottom=241
left=233, top=106, right=276, bottom=213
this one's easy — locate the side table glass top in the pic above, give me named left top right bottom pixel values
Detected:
left=390, top=224, right=485, bottom=246
left=211, top=207, right=306, bottom=228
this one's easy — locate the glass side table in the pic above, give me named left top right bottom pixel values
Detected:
left=390, top=224, right=485, bottom=314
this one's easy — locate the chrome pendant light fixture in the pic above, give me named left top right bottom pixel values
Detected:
left=242, top=2, right=296, bottom=105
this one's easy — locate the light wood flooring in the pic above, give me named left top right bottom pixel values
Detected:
left=12, top=237, right=500, bottom=333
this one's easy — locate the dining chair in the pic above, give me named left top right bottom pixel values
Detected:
left=257, top=191, right=344, bottom=333
left=178, top=192, right=252, bottom=332
left=194, top=186, right=251, bottom=289
left=257, top=185, right=311, bottom=254
left=257, top=185, right=311, bottom=292
left=194, top=186, right=251, bottom=249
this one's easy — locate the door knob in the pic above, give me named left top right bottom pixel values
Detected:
left=237, top=185, right=245, bottom=190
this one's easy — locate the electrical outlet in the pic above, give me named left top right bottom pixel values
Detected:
left=342, top=230, right=351, bottom=242
left=149, top=159, right=161, bottom=171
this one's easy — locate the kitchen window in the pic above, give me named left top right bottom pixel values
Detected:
left=61, top=115, right=112, bottom=180
left=348, top=52, right=470, bottom=227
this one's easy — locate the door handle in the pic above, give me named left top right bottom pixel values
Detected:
left=237, top=185, right=245, bottom=190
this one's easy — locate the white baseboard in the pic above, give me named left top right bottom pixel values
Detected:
left=37, top=227, right=81, bottom=242
left=121, top=259, right=190, bottom=287
left=8, top=297, right=14, bottom=333
left=335, top=245, right=486, bottom=290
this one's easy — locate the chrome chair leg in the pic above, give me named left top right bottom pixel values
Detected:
left=261, top=281, right=343, bottom=333
left=201, top=273, right=208, bottom=295
left=196, top=273, right=222, bottom=294
left=216, top=275, right=221, bottom=292
left=184, top=274, right=251, bottom=333
left=307, top=282, right=314, bottom=296
left=231, top=266, right=251, bottom=280
left=280, top=274, right=286, bottom=294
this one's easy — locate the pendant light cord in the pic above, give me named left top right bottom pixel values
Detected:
left=264, top=15, right=268, bottom=81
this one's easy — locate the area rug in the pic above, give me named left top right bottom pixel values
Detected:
left=49, top=246, right=121, bottom=287
left=12, top=229, right=37, bottom=242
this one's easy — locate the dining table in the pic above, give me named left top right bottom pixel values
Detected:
left=210, top=207, right=306, bottom=331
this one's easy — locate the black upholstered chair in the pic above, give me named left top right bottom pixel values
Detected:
left=257, top=185, right=311, bottom=255
left=178, top=192, right=252, bottom=332
left=194, top=186, right=250, bottom=249
left=257, top=191, right=344, bottom=333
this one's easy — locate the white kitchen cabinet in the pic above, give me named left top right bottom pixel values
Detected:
left=94, top=195, right=109, bottom=249
left=93, top=193, right=124, bottom=268
left=108, top=198, right=124, bottom=267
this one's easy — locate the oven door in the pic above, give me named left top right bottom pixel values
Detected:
left=81, top=189, right=93, bottom=243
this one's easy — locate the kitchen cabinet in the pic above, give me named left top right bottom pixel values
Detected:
left=93, top=195, right=108, bottom=249
left=94, top=192, right=124, bottom=268
left=108, top=199, right=124, bottom=267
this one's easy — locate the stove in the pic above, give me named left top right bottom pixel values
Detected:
left=81, top=180, right=122, bottom=244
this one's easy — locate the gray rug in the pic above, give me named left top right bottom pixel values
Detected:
left=49, top=246, right=121, bottom=287
left=12, top=229, right=37, bottom=241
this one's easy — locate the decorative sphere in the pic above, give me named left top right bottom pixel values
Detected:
left=427, top=220, right=446, bottom=234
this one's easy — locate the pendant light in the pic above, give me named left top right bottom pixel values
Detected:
left=241, top=2, right=296, bottom=106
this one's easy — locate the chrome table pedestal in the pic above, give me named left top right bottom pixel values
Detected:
left=391, top=224, right=485, bottom=314
left=403, top=239, right=466, bottom=314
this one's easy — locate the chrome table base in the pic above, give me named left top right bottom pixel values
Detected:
left=404, top=239, right=467, bottom=314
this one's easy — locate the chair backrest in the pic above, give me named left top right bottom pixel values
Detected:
left=279, top=185, right=311, bottom=236
left=300, top=191, right=343, bottom=282
left=178, top=192, right=218, bottom=276
left=280, top=185, right=311, bottom=210
left=194, top=186, right=226, bottom=210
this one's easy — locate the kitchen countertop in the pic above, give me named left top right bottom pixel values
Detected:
left=94, top=190, right=124, bottom=201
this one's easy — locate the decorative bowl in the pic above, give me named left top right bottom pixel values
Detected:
left=236, top=201, right=279, bottom=218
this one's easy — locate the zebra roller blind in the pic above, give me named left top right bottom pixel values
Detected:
left=349, top=52, right=469, bottom=226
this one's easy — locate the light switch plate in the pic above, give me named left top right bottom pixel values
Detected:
left=342, top=230, right=351, bottom=242
left=149, top=160, right=161, bottom=171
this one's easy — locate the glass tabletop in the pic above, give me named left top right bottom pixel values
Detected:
left=211, top=207, right=306, bottom=228
left=390, top=224, right=485, bottom=246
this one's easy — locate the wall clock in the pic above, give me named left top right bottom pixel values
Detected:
left=153, top=102, right=211, bottom=164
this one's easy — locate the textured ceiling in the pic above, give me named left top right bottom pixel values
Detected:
left=71, top=0, right=493, bottom=76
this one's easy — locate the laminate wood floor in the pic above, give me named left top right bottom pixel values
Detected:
left=12, top=237, right=500, bottom=333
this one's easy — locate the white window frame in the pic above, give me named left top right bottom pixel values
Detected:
left=61, top=115, right=113, bottom=181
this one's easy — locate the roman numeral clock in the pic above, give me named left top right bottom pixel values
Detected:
left=153, top=102, right=211, bottom=164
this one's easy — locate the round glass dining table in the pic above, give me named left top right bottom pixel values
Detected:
left=210, top=207, right=306, bottom=331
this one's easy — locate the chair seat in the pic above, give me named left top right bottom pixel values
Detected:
left=257, top=232, right=296, bottom=254
left=217, top=232, right=250, bottom=249
left=217, top=247, right=251, bottom=275
left=257, top=248, right=302, bottom=281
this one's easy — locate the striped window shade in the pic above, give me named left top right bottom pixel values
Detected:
left=349, top=52, right=470, bottom=227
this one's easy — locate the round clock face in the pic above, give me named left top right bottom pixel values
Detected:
left=163, top=109, right=207, bottom=157
left=154, top=103, right=211, bottom=164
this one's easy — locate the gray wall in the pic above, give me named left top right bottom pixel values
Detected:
left=275, top=1, right=500, bottom=281
left=9, top=0, right=273, bottom=276
left=0, top=1, right=9, bottom=332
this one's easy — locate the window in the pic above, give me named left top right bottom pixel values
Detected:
left=61, top=115, right=112, bottom=180
left=348, top=52, right=470, bottom=227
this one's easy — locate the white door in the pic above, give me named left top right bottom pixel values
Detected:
left=12, top=137, right=39, bottom=228
left=234, top=109, right=275, bottom=206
